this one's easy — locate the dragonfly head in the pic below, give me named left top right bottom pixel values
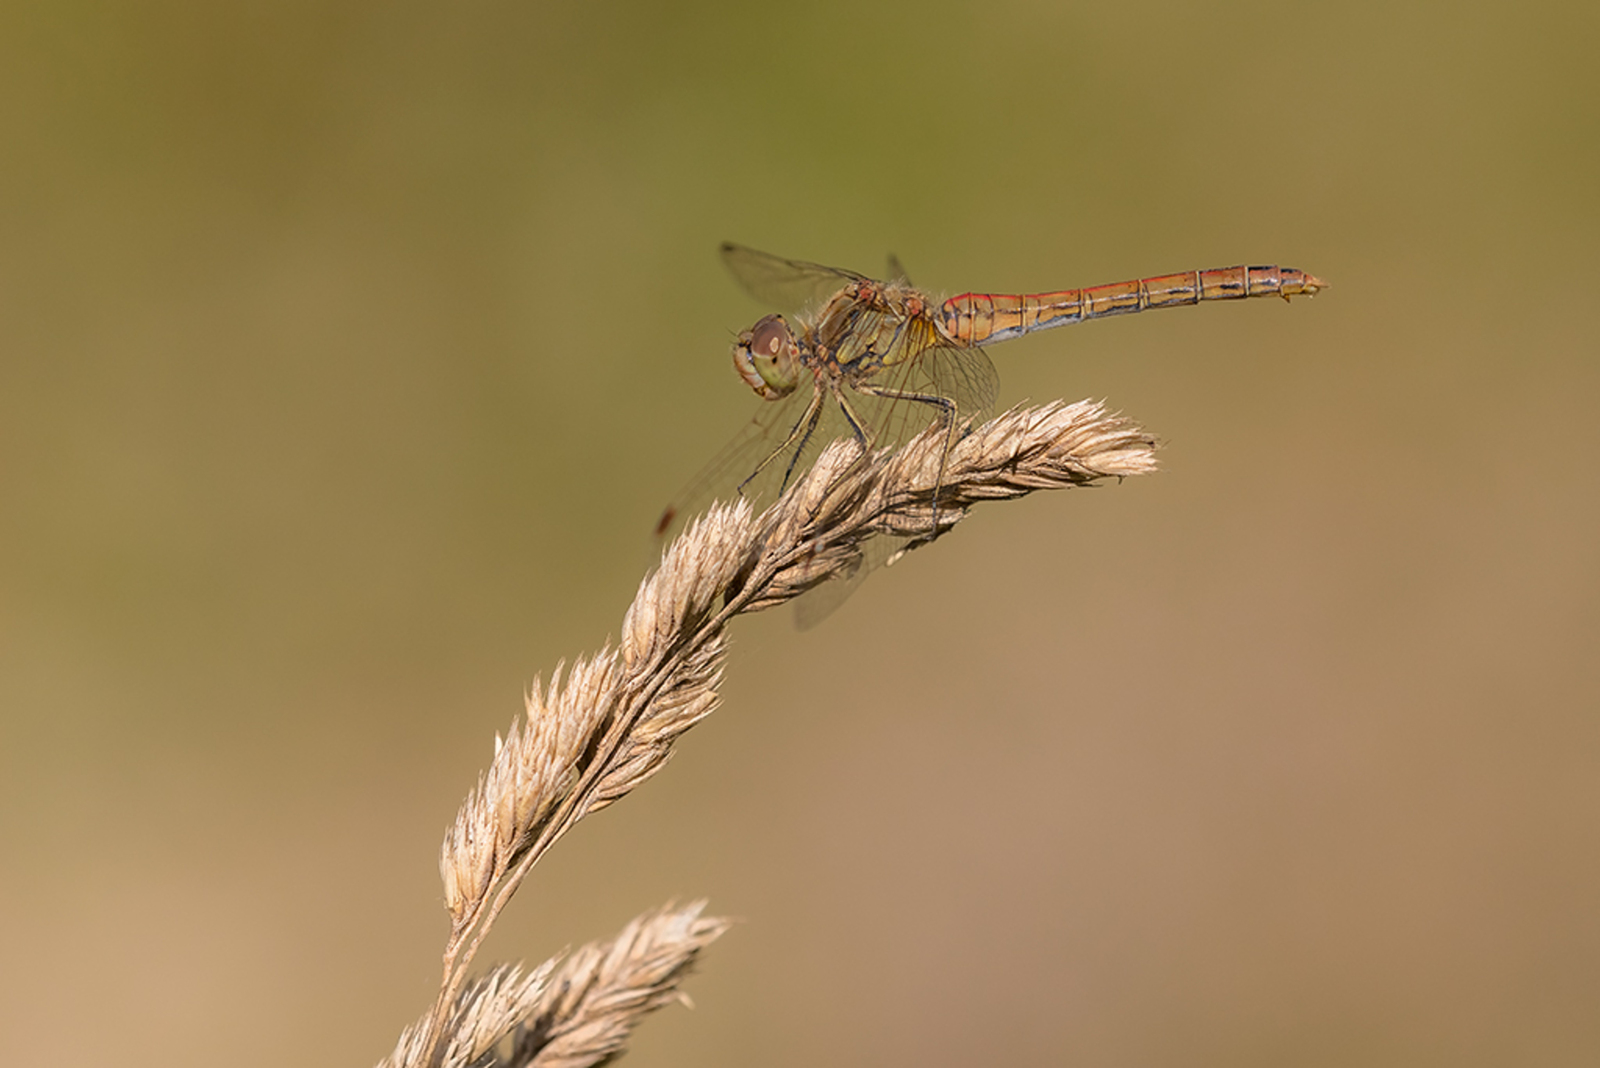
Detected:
left=732, top=313, right=799, bottom=400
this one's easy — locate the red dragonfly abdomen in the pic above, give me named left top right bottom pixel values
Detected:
left=940, top=265, right=1326, bottom=346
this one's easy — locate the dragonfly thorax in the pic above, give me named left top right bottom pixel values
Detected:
left=732, top=313, right=801, bottom=400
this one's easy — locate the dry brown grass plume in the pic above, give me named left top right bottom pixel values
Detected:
left=378, top=399, right=1158, bottom=1068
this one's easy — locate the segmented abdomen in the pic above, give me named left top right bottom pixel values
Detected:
left=940, top=265, right=1325, bottom=346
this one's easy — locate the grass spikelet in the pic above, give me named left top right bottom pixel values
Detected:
left=508, top=901, right=731, bottom=1068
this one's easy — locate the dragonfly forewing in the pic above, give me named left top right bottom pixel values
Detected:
left=719, top=242, right=868, bottom=317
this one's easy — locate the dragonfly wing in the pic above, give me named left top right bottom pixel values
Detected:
left=655, top=385, right=883, bottom=628
left=851, top=326, right=1001, bottom=454
left=656, top=378, right=878, bottom=537
left=896, top=338, right=1000, bottom=419
left=785, top=332, right=999, bottom=627
left=791, top=528, right=909, bottom=630
left=654, top=388, right=809, bottom=539
left=720, top=242, right=869, bottom=315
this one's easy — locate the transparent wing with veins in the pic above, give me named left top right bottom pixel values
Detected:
left=786, top=327, right=999, bottom=629
left=719, top=242, right=869, bottom=316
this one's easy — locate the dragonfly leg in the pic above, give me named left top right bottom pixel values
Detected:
left=817, top=387, right=885, bottom=506
left=776, top=395, right=829, bottom=493
left=738, top=387, right=826, bottom=498
left=831, top=387, right=878, bottom=451
left=852, top=381, right=960, bottom=539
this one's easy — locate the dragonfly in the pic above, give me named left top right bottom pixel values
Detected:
left=658, top=242, right=1325, bottom=621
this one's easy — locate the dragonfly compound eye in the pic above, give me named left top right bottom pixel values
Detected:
left=732, top=313, right=798, bottom=400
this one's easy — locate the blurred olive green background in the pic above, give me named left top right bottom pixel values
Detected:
left=2, top=1, right=1597, bottom=1065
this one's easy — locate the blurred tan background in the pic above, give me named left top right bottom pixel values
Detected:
left=2, top=1, right=1596, bottom=1065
